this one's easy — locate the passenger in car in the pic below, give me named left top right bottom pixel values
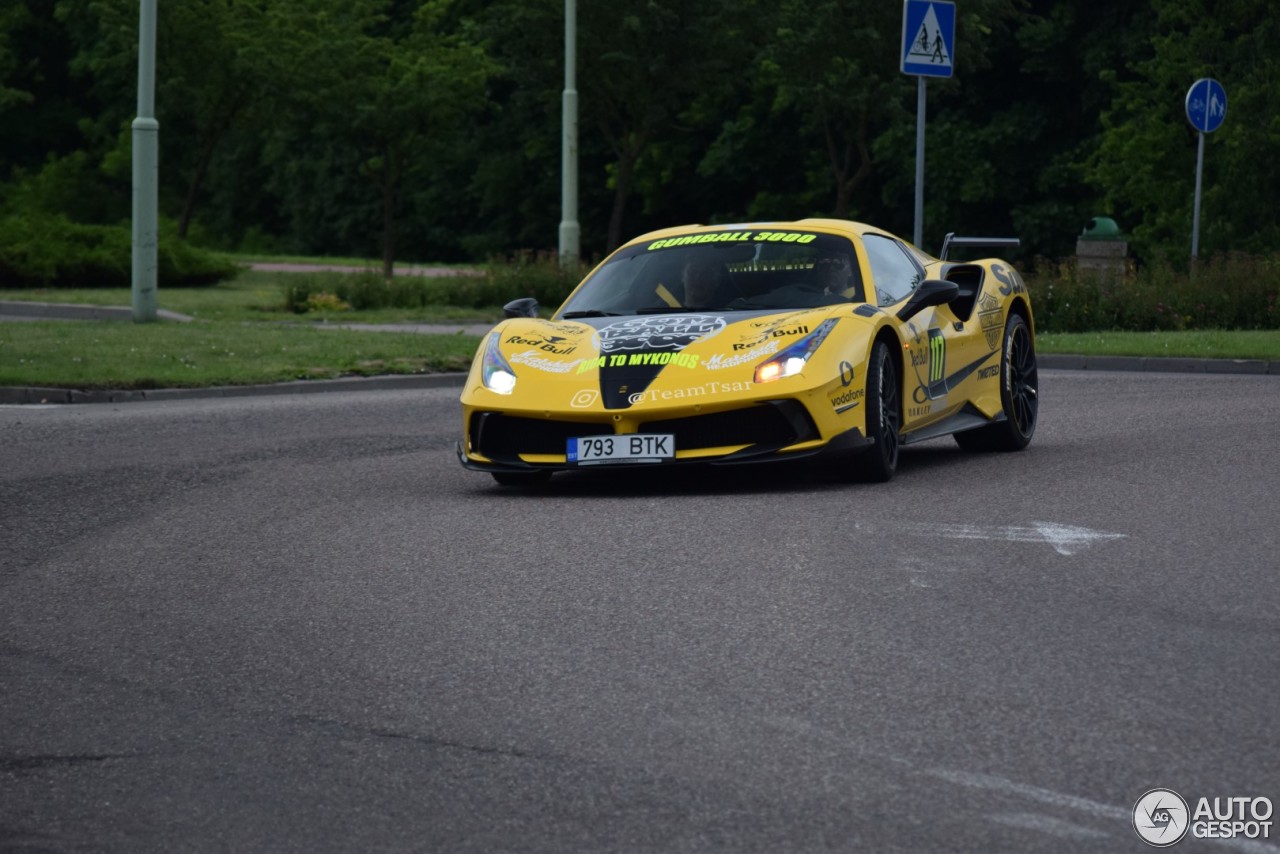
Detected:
left=813, top=253, right=860, bottom=299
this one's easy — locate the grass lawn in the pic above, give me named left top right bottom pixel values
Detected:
left=0, top=321, right=481, bottom=389
left=1037, top=329, right=1280, bottom=360
left=3, top=269, right=1278, bottom=390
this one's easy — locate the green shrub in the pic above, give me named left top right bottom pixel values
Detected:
left=282, top=252, right=593, bottom=314
left=0, top=214, right=239, bottom=288
left=482, top=250, right=591, bottom=309
left=1025, top=252, right=1280, bottom=333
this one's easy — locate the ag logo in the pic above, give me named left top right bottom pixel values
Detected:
left=1133, top=789, right=1189, bottom=847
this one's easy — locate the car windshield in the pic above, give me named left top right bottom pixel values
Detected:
left=557, top=231, right=866, bottom=318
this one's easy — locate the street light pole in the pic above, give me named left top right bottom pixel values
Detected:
left=558, top=0, right=580, bottom=268
left=131, top=0, right=159, bottom=322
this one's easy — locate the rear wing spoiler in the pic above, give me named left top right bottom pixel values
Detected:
left=939, top=233, right=1020, bottom=262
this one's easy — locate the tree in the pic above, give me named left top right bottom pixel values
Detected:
left=903, top=0, right=1150, bottom=257
left=0, top=4, right=34, bottom=113
left=1090, top=0, right=1280, bottom=259
left=260, top=0, right=495, bottom=274
left=757, top=0, right=913, bottom=220
left=53, top=0, right=283, bottom=236
left=577, top=0, right=741, bottom=249
left=1, top=1, right=98, bottom=202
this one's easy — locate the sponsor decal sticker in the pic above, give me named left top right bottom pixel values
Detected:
left=576, top=351, right=702, bottom=373
left=993, top=263, right=1027, bottom=296
left=538, top=320, right=590, bottom=337
left=734, top=324, right=811, bottom=351
left=703, top=339, right=781, bottom=370
left=978, top=292, right=1003, bottom=350
left=647, top=231, right=819, bottom=250
left=595, top=315, right=725, bottom=353
left=830, top=387, right=864, bottom=413
left=510, top=350, right=582, bottom=373
left=626, top=381, right=753, bottom=404
left=506, top=334, right=577, bottom=355
left=928, top=328, right=946, bottom=385
left=569, top=389, right=599, bottom=408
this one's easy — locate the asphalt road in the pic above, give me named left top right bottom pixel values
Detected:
left=2, top=370, right=1278, bottom=853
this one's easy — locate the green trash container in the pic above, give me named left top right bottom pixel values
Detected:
left=1076, top=217, right=1128, bottom=273
left=1081, top=217, right=1124, bottom=240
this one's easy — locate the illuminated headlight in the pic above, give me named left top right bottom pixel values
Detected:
left=481, top=332, right=517, bottom=394
left=753, top=319, right=838, bottom=384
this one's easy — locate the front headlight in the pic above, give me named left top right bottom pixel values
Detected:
left=481, top=332, right=517, bottom=394
left=753, top=319, right=838, bottom=383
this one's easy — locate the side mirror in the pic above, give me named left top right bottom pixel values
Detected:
left=503, top=297, right=539, bottom=318
left=896, top=279, right=959, bottom=322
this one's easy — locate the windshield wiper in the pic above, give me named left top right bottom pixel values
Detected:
left=634, top=305, right=747, bottom=313
left=561, top=309, right=623, bottom=318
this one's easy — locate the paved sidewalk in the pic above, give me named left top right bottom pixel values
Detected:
left=0, top=300, right=193, bottom=323
left=246, top=261, right=480, bottom=277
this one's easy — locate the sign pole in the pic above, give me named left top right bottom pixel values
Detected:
left=913, top=77, right=926, bottom=248
left=1191, top=131, right=1205, bottom=259
left=1183, top=77, right=1226, bottom=262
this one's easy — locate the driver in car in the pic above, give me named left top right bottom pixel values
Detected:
left=681, top=259, right=724, bottom=308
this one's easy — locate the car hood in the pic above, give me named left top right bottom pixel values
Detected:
left=481, top=305, right=871, bottom=411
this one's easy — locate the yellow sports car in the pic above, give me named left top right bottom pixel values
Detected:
left=458, top=219, right=1037, bottom=486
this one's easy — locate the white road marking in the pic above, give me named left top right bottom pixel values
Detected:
left=931, top=769, right=1280, bottom=853
left=990, top=811, right=1110, bottom=840
left=925, top=521, right=1127, bottom=555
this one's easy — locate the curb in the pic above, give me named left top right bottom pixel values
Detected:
left=3, top=356, right=1277, bottom=406
left=0, top=372, right=467, bottom=405
left=1038, top=354, right=1278, bottom=375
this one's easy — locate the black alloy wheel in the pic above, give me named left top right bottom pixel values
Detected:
left=955, top=312, right=1038, bottom=452
left=853, top=339, right=900, bottom=482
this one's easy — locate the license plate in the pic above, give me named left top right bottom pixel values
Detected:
left=567, top=434, right=675, bottom=464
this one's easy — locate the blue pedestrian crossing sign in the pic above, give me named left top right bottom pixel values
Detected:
left=901, top=0, right=956, bottom=78
left=1185, top=78, right=1227, bottom=133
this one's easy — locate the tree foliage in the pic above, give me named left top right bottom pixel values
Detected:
left=0, top=0, right=1276, bottom=267
left=1090, top=0, right=1280, bottom=258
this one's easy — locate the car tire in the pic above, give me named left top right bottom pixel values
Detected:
left=954, top=312, right=1038, bottom=452
left=491, top=471, right=553, bottom=487
left=853, top=339, right=900, bottom=482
